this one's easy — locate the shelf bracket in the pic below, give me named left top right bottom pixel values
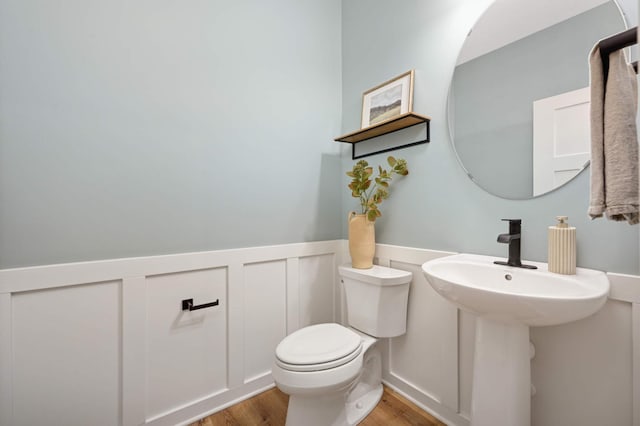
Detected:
left=351, top=120, right=430, bottom=160
left=334, top=112, right=431, bottom=160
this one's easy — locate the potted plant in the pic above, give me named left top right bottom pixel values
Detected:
left=346, top=156, right=409, bottom=268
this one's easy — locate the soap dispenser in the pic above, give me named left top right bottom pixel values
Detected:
left=548, top=216, right=576, bottom=275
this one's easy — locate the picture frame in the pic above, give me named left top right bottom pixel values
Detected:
left=361, top=70, right=414, bottom=128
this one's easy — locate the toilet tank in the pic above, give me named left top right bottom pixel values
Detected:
left=338, top=264, right=412, bottom=338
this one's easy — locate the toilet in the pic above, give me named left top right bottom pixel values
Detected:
left=272, top=264, right=412, bottom=426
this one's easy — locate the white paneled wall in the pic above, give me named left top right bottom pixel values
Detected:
left=0, top=241, right=344, bottom=426
left=1, top=240, right=638, bottom=426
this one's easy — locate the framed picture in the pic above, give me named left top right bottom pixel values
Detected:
left=361, top=70, right=414, bottom=128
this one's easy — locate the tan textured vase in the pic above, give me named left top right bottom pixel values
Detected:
left=348, top=212, right=375, bottom=269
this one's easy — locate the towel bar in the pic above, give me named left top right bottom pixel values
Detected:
left=599, top=27, right=638, bottom=78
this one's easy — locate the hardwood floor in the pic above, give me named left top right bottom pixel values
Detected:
left=190, top=386, right=446, bottom=426
left=191, top=387, right=288, bottom=426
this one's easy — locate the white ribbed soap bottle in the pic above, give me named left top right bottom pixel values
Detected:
left=548, top=216, right=576, bottom=275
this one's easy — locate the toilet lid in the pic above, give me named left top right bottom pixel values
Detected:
left=276, top=323, right=362, bottom=368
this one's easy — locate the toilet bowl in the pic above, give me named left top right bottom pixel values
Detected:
left=272, top=264, right=412, bottom=426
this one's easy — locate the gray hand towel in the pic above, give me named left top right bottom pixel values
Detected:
left=588, top=45, right=639, bottom=225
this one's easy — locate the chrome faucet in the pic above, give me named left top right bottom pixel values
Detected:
left=494, top=219, right=537, bottom=269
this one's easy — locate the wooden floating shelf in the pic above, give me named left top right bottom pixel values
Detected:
left=334, top=112, right=431, bottom=143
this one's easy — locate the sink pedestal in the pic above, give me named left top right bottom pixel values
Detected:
left=471, top=317, right=530, bottom=426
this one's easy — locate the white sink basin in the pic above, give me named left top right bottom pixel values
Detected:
left=422, top=253, right=609, bottom=326
left=421, top=253, right=610, bottom=426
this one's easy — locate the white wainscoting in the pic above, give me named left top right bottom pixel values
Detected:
left=374, top=243, right=640, bottom=426
left=0, top=241, right=345, bottom=426
left=1, top=241, right=638, bottom=426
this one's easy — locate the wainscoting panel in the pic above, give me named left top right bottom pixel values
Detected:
left=298, top=254, right=337, bottom=328
left=146, top=268, right=228, bottom=420
left=375, top=245, right=468, bottom=425
left=387, top=261, right=458, bottom=410
left=11, top=281, right=122, bottom=426
left=530, top=298, right=632, bottom=426
left=243, top=260, right=287, bottom=384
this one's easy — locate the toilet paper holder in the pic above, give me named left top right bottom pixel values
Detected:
left=181, top=298, right=219, bottom=311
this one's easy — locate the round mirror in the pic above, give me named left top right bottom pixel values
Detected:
left=449, top=0, right=627, bottom=199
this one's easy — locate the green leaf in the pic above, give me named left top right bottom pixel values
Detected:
left=347, top=156, right=409, bottom=221
left=394, top=158, right=408, bottom=175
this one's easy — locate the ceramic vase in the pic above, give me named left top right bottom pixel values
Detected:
left=348, top=212, right=375, bottom=269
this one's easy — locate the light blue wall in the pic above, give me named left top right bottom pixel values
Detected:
left=341, top=0, right=639, bottom=275
left=2, top=0, right=638, bottom=275
left=0, top=0, right=343, bottom=268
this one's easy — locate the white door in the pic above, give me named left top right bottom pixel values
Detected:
left=533, top=87, right=590, bottom=196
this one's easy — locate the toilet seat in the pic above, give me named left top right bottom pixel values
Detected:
left=275, top=323, right=362, bottom=372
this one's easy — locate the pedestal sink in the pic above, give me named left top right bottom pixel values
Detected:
left=421, top=253, right=609, bottom=426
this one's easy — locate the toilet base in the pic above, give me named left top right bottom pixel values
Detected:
left=283, top=336, right=383, bottom=426
left=285, top=382, right=383, bottom=426
left=346, top=382, right=383, bottom=425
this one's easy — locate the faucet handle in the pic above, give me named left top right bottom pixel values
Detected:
left=501, top=218, right=522, bottom=224
left=501, top=218, right=522, bottom=234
